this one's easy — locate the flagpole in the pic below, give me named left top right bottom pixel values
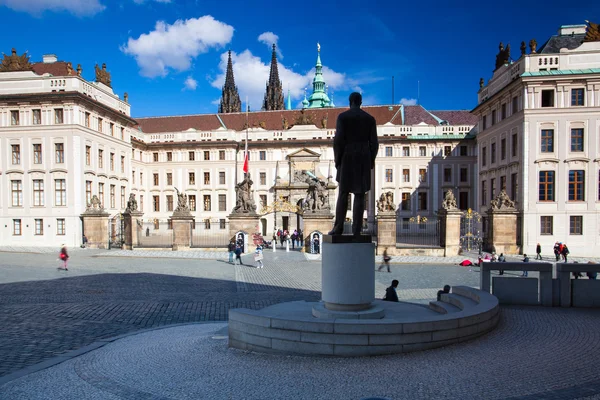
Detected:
left=244, top=96, right=249, bottom=176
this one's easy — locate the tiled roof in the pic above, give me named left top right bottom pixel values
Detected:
left=538, top=34, right=586, bottom=54
left=429, top=110, right=478, bottom=126
left=135, top=105, right=403, bottom=133
left=32, top=62, right=77, bottom=77
left=403, top=105, right=440, bottom=125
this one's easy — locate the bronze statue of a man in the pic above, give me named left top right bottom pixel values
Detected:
left=328, top=92, right=379, bottom=236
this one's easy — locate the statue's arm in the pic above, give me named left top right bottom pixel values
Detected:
left=369, top=117, right=379, bottom=169
left=333, top=116, right=345, bottom=169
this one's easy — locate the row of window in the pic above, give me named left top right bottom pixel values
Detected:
left=10, top=109, right=64, bottom=125
left=540, top=88, right=586, bottom=108
left=151, top=194, right=228, bottom=212
left=481, top=134, right=518, bottom=166
left=540, top=216, right=583, bottom=236
left=85, top=182, right=127, bottom=209
left=482, top=96, right=520, bottom=130
left=10, top=143, right=65, bottom=165
left=537, top=170, right=597, bottom=202
left=481, top=174, right=519, bottom=205
left=9, top=109, right=126, bottom=139
left=153, top=150, right=228, bottom=162
left=11, top=218, right=66, bottom=236
left=85, top=146, right=126, bottom=172
left=384, top=167, right=471, bottom=184
left=383, top=145, right=468, bottom=158
left=540, top=128, right=585, bottom=153
left=10, top=179, right=67, bottom=207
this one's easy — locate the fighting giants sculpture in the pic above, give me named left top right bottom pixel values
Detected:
left=232, top=173, right=257, bottom=214
left=376, top=191, right=395, bottom=213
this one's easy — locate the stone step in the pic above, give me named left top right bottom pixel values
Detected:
left=428, top=300, right=461, bottom=314
left=439, top=293, right=478, bottom=310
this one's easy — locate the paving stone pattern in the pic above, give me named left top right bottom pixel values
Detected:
left=0, top=248, right=478, bottom=378
left=2, top=306, right=600, bottom=399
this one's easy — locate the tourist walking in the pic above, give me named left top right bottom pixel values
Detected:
left=554, top=242, right=561, bottom=261
left=521, top=254, right=530, bottom=277
left=228, top=241, right=236, bottom=264
left=498, top=253, right=506, bottom=275
left=234, top=244, right=243, bottom=265
left=254, top=245, right=264, bottom=268
left=561, top=244, right=570, bottom=263
left=377, top=248, right=391, bottom=272
left=58, top=244, right=69, bottom=271
left=536, top=243, right=542, bottom=260
left=383, top=280, right=399, bottom=302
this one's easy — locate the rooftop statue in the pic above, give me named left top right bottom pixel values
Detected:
left=95, top=63, right=112, bottom=88
left=0, top=48, right=33, bottom=72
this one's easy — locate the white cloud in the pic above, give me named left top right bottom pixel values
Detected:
left=257, top=32, right=282, bottom=59
left=0, top=0, right=105, bottom=17
left=210, top=49, right=372, bottom=111
left=183, top=76, right=198, bottom=91
left=399, top=98, right=418, bottom=106
left=133, top=0, right=171, bottom=3
left=122, top=16, right=234, bottom=78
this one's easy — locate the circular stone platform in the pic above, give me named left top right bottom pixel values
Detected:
left=312, top=303, right=385, bottom=319
left=228, top=286, right=499, bottom=356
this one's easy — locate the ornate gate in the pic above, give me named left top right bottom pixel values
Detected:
left=460, top=209, right=483, bottom=252
left=108, top=214, right=125, bottom=249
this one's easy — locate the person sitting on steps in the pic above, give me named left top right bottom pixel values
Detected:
left=383, top=280, right=399, bottom=302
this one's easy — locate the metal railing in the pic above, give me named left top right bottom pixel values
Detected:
left=191, top=222, right=230, bottom=248
left=396, top=217, right=441, bottom=248
left=137, top=220, right=173, bottom=248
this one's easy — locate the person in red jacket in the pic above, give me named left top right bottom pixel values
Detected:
left=58, top=244, right=69, bottom=271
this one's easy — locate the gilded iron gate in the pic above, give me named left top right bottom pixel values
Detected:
left=460, top=209, right=483, bottom=252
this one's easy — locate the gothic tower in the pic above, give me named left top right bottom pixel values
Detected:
left=262, top=44, right=285, bottom=111
left=219, top=50, right=242, bottom=113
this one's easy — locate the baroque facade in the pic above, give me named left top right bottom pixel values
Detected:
left=473, top=22, right=600, bottom=257
left=0, top=49, right=477, bottom=247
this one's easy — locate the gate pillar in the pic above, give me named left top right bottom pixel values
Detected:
left=81, top=195, right=110, bottom=249
left=376, top=211, right=396, bottom=255
left=123, top=211, right=143, bottom=250
left=438, top=209, right=464, bottom=256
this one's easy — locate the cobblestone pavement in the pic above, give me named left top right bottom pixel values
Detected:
left=0, top=249, right=485, bottom=378
left=2, top=305, right=600, bottom=400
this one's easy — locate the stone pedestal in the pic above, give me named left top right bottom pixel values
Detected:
left=439, top=209, right=464, bottom=256
left=81, top=212, right=110, bottom=249
left=123, top=211, right=143, bottom=250
left=171, top=213, right=193, bottom=251
left=229, top=213, right=260, bottom=245
left=302, top=212, right=333, bottom=251
left=321, top=235, right=376, bottom=312
left=486, top=210, right=519, bottom=254
left=376, top=212, right=396, bottom=255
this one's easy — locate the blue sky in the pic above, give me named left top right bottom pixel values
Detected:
left=0, top=0, right=597, bottom=117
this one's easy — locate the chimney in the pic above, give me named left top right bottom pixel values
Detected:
left=42, top=54, right=58, bottom=63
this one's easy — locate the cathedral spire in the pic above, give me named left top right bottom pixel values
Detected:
left=307, top=42, right=331, bottom=108
left=263, top=43, right=285, bottom=111
left=219, top=50, right=242, bottom=113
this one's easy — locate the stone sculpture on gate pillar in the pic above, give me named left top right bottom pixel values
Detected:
left=171, top=188, right=193, bottom=251
left=486, top=188, right=520, bottom=254
left=81, top=195, right=110, bottom=249
left=232, top=173, right=257, bottom=215
left=376, top=191, right=397, bottom=256
left=123, top=193, right=143, bottom=250
left=438, top=189, right=463, bottom=256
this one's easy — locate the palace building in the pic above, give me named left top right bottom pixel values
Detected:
left=0, top=44, right=477, bottom=248
left=473, top=21, right=600, bottom=256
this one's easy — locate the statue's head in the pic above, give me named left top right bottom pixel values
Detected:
left=349, top=92, right=362, bottom=108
